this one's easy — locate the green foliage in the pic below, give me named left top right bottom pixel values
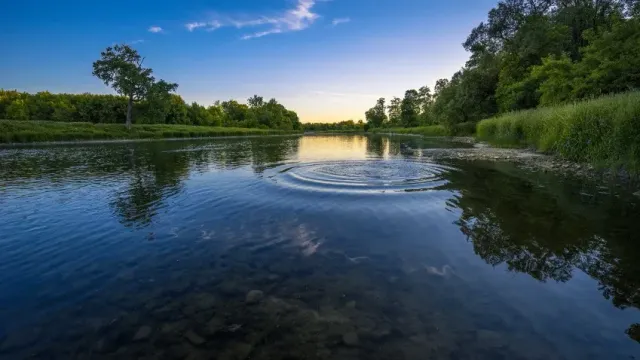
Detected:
left=476, top=91, right=640, bottom=171
left=400, top=90, right=420, bottom=127
left=370, top=125, right=448, bottom=136
left=387, top=97, right=402, bottom=127
left=92, top=44, right=178, bottom=127
left=0, top=120, right=299, bottom=144
left=365, top=98, right=387, bottom=128
left=6, top=99, right=29, bottom=120
left=0, top=90, right=300, bottom=131
left=370, top=122, right=476, bottom=136
left=302, top=120, right=366, bottom=132
left=367, top=0, right=640, bottom=136
left=529, top=54, right=577, bottom=105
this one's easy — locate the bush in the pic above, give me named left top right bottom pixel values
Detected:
left=476, top=91, right=640, bottom=171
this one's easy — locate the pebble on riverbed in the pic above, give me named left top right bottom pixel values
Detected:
left=342, top=332, right=359, bottom=346
left=245, top=290, right=264, bottom=304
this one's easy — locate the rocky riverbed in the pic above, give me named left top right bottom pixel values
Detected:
left=407, top=138, right=637, bottom=185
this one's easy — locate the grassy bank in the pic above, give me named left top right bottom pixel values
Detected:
left=370, top=122, right=476, bottom=137
left=0, top=120, right=300, bottom=144
left=476, top=92, right=640, bottom=171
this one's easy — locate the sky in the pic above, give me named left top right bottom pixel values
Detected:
left=1, top=0, right=497, bottom=123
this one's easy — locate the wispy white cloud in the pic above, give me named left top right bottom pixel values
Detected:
left=148, top=26, right=163, bottom=33
left=186, top=0, right=323, bottom=40
left=186, top=21, right=222, bottom=32
left=130, top=39, right=144, bottom=45
left=331, top=17, right=350, bottom=26
left=241, top=28, right=283, bottom=40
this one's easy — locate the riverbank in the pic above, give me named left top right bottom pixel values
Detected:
left=476, top=91, right=640, bottom=174
left=0, top=120, right=300, bottom=144
left=370, top=122, right=476, bottom=137
left=398, top=137, right=635, bottom=184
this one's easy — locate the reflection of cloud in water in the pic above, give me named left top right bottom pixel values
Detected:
left=293, top=224, right=323, bottom=256
left=425, top=264, right=454, bottom=277
left=201, top=230, right=215, bottom=240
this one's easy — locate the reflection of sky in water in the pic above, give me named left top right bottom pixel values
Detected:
left=0, top=135, right=639, bottom=359
left=296, top=135, right=390, bottom=161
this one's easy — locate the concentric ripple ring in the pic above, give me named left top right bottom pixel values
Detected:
left=268, top=160, right=455, bottom=194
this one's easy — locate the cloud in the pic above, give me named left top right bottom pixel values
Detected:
left=148, top=26, right=163, bottom=33
left=130, top=39, right=144, bottom=45
left=186, top=0, right=323, bottom=40
left=331, top=17, right=350, bottom=26
left=186, top=21, right=222, bottom=32
left=241, top=28, right=283, bottom=40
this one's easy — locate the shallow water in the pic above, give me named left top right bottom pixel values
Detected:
left=0, top=134, right=639, bottom=359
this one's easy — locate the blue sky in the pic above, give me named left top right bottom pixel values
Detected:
left=1, top=0, right=497, bottom=123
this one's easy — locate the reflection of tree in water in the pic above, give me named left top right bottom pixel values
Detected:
left=442, top=165, right=640, bottom=341
left=111, top=146, right=190, bottom=228
left=251, top=137, right=299, bottom=173
left=366, top=135, right=388, bottom=158
left=110, top=138, right=300, bottom=227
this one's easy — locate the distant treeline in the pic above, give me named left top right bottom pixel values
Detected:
left=302, top=120, right=366, bottom=132
left=0, top=90, right=301, bottom=130
left=364, top=0, right=640, bottom=130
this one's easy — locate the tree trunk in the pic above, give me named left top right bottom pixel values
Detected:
left=126, top=96, right=133, bottom=129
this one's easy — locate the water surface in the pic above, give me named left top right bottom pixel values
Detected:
left=0, top=135, right=639, bottom=359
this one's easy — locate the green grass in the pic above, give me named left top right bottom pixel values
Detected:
left=370, top=125, right=449, bottom=136
left=0, top=120, right=300, bottom=144
left=476, top=91, right=640, bottom=172
left=370, top=122, right=476, bottom=137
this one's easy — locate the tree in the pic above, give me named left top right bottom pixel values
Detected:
left=6, top=99, right=29, bottom=120
left=92, top=44, right=177, bottom=128
left=247, top=95, right=265, bottom=108
left=365, top=98, right=387, bottom=128
left=417, top=86, right=434, bottom=124
left=387, top=97, right=402, bottom=127
left=400, top=90, right=420, bottom=127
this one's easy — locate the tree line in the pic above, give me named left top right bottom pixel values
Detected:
left=302, top=119, right=366, bottom=132
left=365, top=0, right=640, bottom=129
left=0, top=90, right=301, bottom=130
left=1, top=44, right=301, bottom=131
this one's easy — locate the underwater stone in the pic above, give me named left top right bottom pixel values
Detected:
left=245, top=290, right=264, bottom=304
left=184, top=330, right=206, bottom=346
left=133, top=326, right=152, bottom=341
left=342, top=332, right=359, bottom=346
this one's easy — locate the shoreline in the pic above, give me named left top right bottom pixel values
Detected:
left=407, top=137, right=638, bottom=185
left=0, top=133, right=302, bottom=147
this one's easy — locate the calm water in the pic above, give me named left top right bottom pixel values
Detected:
left=0, top=135, right=639, bottom=359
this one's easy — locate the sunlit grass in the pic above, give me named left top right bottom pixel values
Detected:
left=476, top=91, right=640, bottom=171
left=0, top=120, right=300, bottom=143
left=370, top=122, right=476, bottom=137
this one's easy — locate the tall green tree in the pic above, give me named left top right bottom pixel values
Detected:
left=92, top=44, right=177, bottom=128
left=400, top=90, right=420, bottom=127
left=365, top=98, right=387, bottom=128
left=387, top=97, right=402, bottom=127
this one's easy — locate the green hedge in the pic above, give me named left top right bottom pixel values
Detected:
left=476, top=91, right=640, bottom=171
left=0, top=120, right=300, bottom=144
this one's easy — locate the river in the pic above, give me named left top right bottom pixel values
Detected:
left=0, top=134, right=638, bottom=359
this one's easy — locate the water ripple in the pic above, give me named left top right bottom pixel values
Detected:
left=268, top=159, right=455, bottom=194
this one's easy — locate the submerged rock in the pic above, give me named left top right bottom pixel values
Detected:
left=342, top=332, right=359, bottom=346
left=245, top=290, right=264, bottom=304
left=633, top=191, right=640, bottom=197
left=133, top=325, right=152, bottom=341
left=184, top=330, right=206, bottom=346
